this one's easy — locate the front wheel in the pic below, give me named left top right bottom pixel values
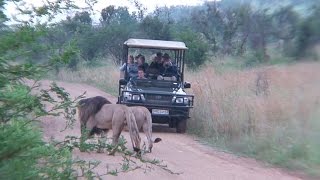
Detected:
left=176, top=118, right=187, bottom=133
left=116, top=96, right=122, bottom=104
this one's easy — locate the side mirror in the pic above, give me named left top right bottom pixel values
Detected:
left=119, top=79, right=128, bottom=85
left=184, top=82, right=191, bottom=88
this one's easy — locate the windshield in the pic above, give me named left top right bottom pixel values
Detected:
left=122, top=47, right=186, bottom=83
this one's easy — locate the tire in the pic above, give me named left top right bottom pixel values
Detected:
left=169, top=119, right=175, bottom=128
left=176, top=118, right=187, bottom=133
left=116, top=96, right=122, bottom=104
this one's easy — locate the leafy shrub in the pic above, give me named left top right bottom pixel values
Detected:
left=175, top=30, right=209, bottom=68
left=0, top=121, right=75, bottom=179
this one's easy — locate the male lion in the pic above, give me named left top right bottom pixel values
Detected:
left=77, top=96, right=161, bottom=153
left=78, top=101, right=141, bottom=155
left=78, top=96, right=112, bottom=129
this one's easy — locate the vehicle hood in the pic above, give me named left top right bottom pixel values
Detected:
left=126, top=79, right=186, bottom=95
left=130, top=86, right=176, bottom=93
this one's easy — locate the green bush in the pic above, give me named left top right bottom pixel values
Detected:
left=0, top=121, right=75, bottom=179
left=175, top=30, right=209, bottom=68
left=295, top=5, right=320, bottom=58
left=0, top=1, right=89, bottom=178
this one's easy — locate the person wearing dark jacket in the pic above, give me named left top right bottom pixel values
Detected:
left=159, top=53, right=177, bottom=75
left=148, top=52, right=162, bottom=70
left=146, top=52, right=162, bottom=79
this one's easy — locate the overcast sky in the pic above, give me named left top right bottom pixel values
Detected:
left=4, top=0, right=213, bottom=24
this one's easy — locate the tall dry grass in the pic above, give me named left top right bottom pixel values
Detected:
left=51, top=63, right=119, bottom=95
left=186, top=62, right=320, bottom=175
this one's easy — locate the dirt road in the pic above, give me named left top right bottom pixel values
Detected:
left=37, top=80, right=303, bottom=180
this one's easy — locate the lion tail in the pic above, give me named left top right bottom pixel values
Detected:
left=146, top=110, right=162, bottom=143
left=126, top=108, right=141, bottom=153
left=144, top=109, right=161, bottom=152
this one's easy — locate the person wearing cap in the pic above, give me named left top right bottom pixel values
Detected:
left=134, top=54, right=142, bottom=62
left=158, top=53, right=178, bottom=80
left=149, top=52, right=163, bottom=69
left=160, top=53, right=176, bottom=74
left=146, top=52, right=162, bottom=79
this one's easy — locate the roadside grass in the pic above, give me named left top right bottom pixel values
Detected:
left=205, top=51, right=297, bottom=74
left=186, top=61, right=320, bottom=177
left=51, top=58, right=320, bottom=177
left=48, top=61, right=119, bottom=96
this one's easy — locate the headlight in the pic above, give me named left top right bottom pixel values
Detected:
left=124, top=92, right=141, bottom=101
left=124, top=92, right=132, bottom=101
left=140, top=94, right=145, bottom=101
left=174, top=97, right=190, bottom=104
left=183, top=97, right=189, bottom=105
left=132, top=94, right=140, bottom=101
left=175, top=97, right=184, bottom=103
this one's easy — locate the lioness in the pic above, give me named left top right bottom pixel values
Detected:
left=129, top=106, right=161, bottom=152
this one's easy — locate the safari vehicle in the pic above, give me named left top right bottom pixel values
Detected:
left=117, top=38, right=194, bottom=133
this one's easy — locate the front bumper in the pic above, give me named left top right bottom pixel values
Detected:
left=124, top=102, right=191, bottom=118
left=119, top=90, right=194, bottom=119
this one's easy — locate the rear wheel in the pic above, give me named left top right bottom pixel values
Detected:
left=176, top=118, right=187, bottom=133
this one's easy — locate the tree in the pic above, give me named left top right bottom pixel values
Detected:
left=100, top=5, right=116, bottom=24
left=100, top=6, right=136, bottom=26
left=271, top=6, right=299, bottom=56
left=190, top=1, right=224, bottom=53
left=130, top=0, right=147, bottom=21
left=295, top=5, right=320, bottom=57
left=73, top=11, right=92, bottom=25
left=140, top=15, right=171, bottom=40
left=246, top=9, right=273, bottom=62
left=175, top=29, right=209, bottom=68
left=0, top=1, right=95, bottom=178
left=97, top=6, right=138, bottom=63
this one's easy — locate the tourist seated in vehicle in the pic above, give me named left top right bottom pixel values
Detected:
left=120, top=55, right=138, bottom=78
left=137, top=68, right=147, bottom=79
left=148, top=52, right=162, bottom=70
left=146, top=52, right=162, bottom=79
left=135, top=54, right=142, bottom=61
left=157, top=53, right=178, bottom=81
left=138, top=55, right=149, bottom=72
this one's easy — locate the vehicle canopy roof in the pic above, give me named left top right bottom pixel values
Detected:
left=124, top=38, right=188, bottom=50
